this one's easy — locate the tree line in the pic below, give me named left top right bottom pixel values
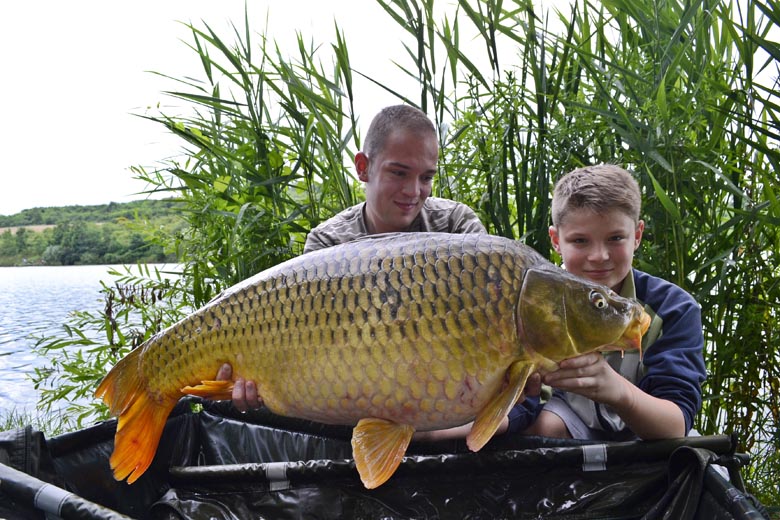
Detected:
left=0, top=200, right=181, bottom=266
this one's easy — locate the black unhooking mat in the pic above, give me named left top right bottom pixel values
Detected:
left=0, top=397, right=770, bottom=520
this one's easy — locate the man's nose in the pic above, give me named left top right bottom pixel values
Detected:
left=401, top=178, right=420, bottom=196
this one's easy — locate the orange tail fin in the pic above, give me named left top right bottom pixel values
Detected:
left=95, top=347, right=178, bottom=484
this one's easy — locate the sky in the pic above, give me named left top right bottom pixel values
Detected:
left=0, top=1, right=429, bottom=216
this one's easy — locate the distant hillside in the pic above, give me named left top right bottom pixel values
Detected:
left=0, top=199, right=183, bottom=227
left=0, top=199, right=185, bottom=266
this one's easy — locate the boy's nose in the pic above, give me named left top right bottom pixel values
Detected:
left=588, top=245, right=609, bottom=262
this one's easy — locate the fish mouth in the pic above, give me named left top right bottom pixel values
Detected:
left=599, top=305, right=651, bottom=356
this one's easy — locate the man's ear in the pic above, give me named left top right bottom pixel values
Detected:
left=355, top=152, right=370, bottom=182
left=549, top=225, right=561, bottom=253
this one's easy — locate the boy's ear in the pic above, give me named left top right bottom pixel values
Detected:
left=634, top=220, right=645, bottom=249
left=549, top=225, right=561, bottom=252
left=355, top=152, right=370, bottom=182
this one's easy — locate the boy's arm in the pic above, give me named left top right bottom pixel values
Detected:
left=543, top=353, right=686, bottom=438
left=635, top=295, right=706, bottom=434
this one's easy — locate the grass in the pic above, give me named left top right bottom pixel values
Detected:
left=0, top=407, right=76, bottom=438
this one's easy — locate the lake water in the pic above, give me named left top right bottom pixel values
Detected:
left=0, top=264, right=175, bottom=416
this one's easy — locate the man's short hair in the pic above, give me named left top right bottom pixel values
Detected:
left=363, top=105, right=436, bottom=158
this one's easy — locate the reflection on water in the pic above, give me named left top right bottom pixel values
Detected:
left=0, top=265, right=171, bottom=415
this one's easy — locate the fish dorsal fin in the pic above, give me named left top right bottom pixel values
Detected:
left=182, top=380, right=234, bottom=401
left=467, top=361, right=534, bottom=452
left=351, top=418, right=415, bottom=489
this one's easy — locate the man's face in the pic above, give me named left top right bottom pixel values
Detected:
left=549, top=208, right=643, bottom=293
left=357, top=129, right=438, bottom=234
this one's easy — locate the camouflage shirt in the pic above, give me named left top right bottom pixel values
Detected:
left=303, top=197, right=486, bottom=254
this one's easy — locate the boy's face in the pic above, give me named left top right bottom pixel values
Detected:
left=549, top=208, right=644, bottom=293
left=355, top=129, right=438, bottom=234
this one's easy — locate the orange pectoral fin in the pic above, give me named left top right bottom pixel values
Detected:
left=467, top=361, right=534, bottom=452
left=351, top=418, right=415, bottom=489
left=181, top=380, right=235, bottom=401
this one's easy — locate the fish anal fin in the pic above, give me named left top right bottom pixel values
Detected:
left=182, top=380, right=234, bottom=401
left=351, top=418, right=415, bottom=489
left=467, top=362, right=534, bottom=452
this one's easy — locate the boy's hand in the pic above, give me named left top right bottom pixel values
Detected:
left=216, top=363, right=264, bottom=412
left=542, top=352, right=630, bottom=407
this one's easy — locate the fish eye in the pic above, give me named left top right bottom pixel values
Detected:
left=590, top=290, right=608, bottom=309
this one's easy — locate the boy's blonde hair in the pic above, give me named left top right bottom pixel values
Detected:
left=551, top=164, right=642, bottom=227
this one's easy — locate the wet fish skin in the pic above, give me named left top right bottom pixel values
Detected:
left=95, top=232, right=650, bottom=488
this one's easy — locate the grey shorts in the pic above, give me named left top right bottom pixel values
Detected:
left=544, top=395, right=638, bottom=442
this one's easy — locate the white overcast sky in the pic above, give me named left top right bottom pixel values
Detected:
left=0, top=1, right=419, bottom=215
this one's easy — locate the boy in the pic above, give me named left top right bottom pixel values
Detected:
left=515, top=164, right=706, bottom=440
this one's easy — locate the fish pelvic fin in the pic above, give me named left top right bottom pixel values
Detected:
left=467, top=361, right=534, bottom=452
left=181, top=380, right=234, bottom=401
left=94, top=347, right=178, bottom=484
left=351, top=418, right=415, bottom=489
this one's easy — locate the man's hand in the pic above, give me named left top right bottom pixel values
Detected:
left=216, top=363, right=264, bottom=412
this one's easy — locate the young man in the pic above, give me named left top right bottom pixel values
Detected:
left=514, top=164, right=706, bottom=440
left=221, top=104, right=486, bottom=410
left=303, top=104, right=485, bottom=253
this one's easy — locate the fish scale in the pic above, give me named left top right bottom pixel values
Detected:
left=96, top=232, right=650, bottom=488
left=157, top=236, right=509, bottom=415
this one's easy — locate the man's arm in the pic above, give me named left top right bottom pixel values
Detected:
left=449, top=203, right=487, bottom=234
left=302, top=228, right=332, bottom=254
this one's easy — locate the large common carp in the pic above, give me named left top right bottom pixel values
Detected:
left=96, top=232, right=650, bottom=489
